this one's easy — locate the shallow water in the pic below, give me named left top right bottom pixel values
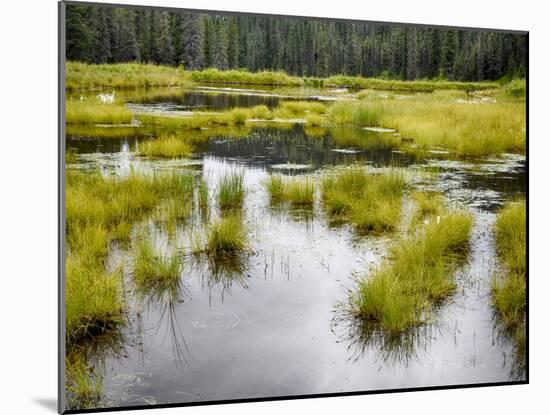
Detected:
left=67, top=86, right=526, bottom=408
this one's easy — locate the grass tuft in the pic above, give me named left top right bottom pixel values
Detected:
left=321, top=168, right=405, bottom=233
left=491, top=200, right=526, bottom=357
left=280, top=100, right=327, bottom=115
left=66, top=99, right=133, bottom=124
left=218, top=171, right=245, bottom=211
left=133, top=236, right=182, bottom=295
left=350, top=210, right=473, bottom=333
left=138, top=135, right=193, bottom=158
left=66, top=353, right=103, bottom=410
left=263, top=174, right=315, bottom=207
left=205, top=214, right=248, bottom=257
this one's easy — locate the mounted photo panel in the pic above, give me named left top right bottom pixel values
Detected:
left=58, top=1, right=528, bottom=413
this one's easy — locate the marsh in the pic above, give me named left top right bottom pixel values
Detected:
left=65, top=66, right=526, bottom=409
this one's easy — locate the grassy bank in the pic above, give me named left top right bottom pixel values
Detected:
left=330, top=93, right=526, bottom=156
left=350, top=206, right=473, bottom=333
left=191, top=68, right=302, bottom=86
left=321, top=168, right=405, bottom=233
left=66, top=171, right=198, bottom=343
left=326, top=75, right=498, bottom=92
left=492, top=200, right=527, bottom=356
left=66, top=62, right=189, bottom=90
left=67, top=62, right=509, bottom=93
left=66, top=353, right=103, bottom=409
left=66, top=99, right=133, bottom=124
left=66, top=124, right=148, bottom=139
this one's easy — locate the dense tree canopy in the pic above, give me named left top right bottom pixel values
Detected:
left=66, top=5, right=527, bottom=81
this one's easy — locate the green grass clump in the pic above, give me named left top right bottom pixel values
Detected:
left=138, top=135, right=193, bottom=158
left=66, top=99, right=133, bottom=124
left=206, top=214, right=248, bottom=256
left=492, top=273, right=526, bottom=328
left=66, top=255, right=123, bottom=343
left=67, top=171, right=196, bottom=232
left=66, top=353, right=103, bottom=410
left=66, top=61, right=189, bottom=90
left=305, top=113, right=323, bottom=127
left=230, top=108, right=249, bottom=124
left=218, top=171, right=245, bottom=211
left=491, top=200, right=526, bottom=367
left=249, top=104, right=271, bottom=119
left=66, top=171, right=197, bottom=344
left=162, top=197, right=192, bottom=222
left=350, top=210, right=473, bottom=333
left=330, top=93, right=525, bottom=156
left=321, top=168, right=405, bottom=233
left=284, top=178, right=315, bottom=206
left=492, top=200, right=526, bottom=344
left=280, top=100, right=327, bottom=115
left=495, top=200, right=527, bottom=276
left=263, top=175, right=285, bottom=202
left=410, top=191, right=445, bottom=229
left=330, top=100, right=384, bottom=126
left=66, top=149, right=78, bottom=164
left=133, top=237, right=182, bottom=295
left=263, top=175, right=315, bottom=207
left=191, top=68, right=302, bottom=86
left=329, top=127, right=400, bottom=152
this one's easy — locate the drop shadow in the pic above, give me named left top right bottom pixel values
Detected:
left=34, top=398, right=57, bottom=413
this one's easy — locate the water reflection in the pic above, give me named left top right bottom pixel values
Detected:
left=206, top=125, right=410, bottom=170
left=134, top=277, right=194, bottom=371
left=332, top=309, right=436, bottom=367
left=187, top=253, right=250, bottom=303
left=491, top=315, right=527, bottom=381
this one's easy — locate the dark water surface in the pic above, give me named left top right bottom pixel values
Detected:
left=67, top=88, right=527, bottom=408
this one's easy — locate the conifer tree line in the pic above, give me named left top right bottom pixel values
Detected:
left=66, top=5, right=527, bottom=81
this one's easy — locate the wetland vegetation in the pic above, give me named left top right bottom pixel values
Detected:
left=492, top=200, right=527, bottom=359
left=63, top=3, right=527, bottom=411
